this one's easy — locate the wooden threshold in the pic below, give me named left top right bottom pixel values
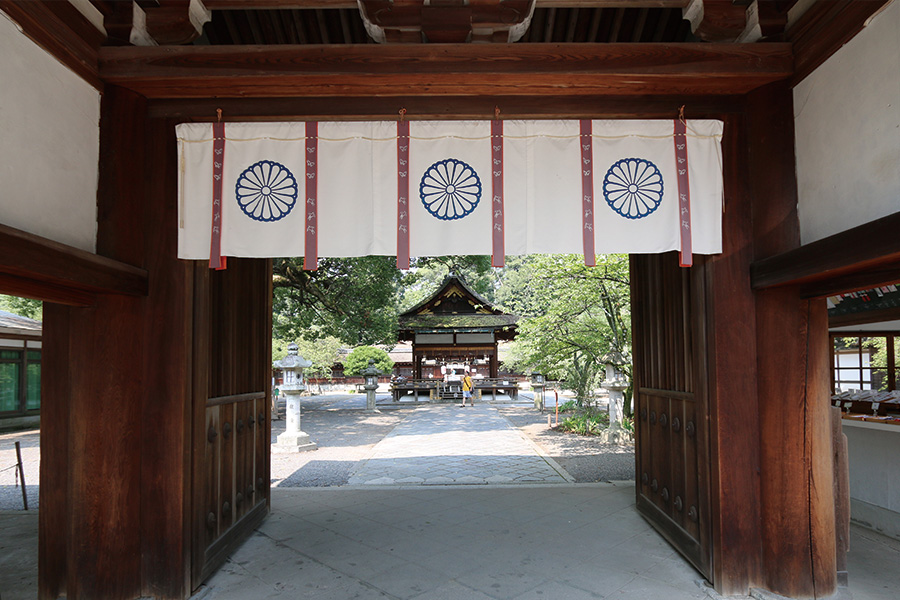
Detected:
left=750, top=212, right=900, bottom=298
left=0, top=223, right=149, bottom=303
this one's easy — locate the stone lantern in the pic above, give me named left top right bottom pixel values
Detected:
left=599, top=352, right=633, bottom=444
left=273, top=342, right=317, bottom=453
left=531, top=372, right=545, bottom=411
left=362, top=358, right=381, bottom=411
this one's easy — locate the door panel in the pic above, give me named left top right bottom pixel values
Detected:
left=632, top=252, right=711, bottom=579
left=192, top=259, right=273, bottom=590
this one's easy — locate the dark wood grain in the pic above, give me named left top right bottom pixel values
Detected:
left=203, top=0, right=691, bottom=7
left=0, top=223, right=148, bottom=298
left=38, top=303, right=70, bottom=600
left=746, top=82, right=799, bottom=261
left=148, top=94, right=745, bottom=120
left=632, top=252, right=711, bottom=579
left=99, top=42, right=792, bottom=98
left=750, top=211, right=900, bottom=295
left=704, top=115, right=762, bottom=595
left=746, top=81, right=837, bottom=596
left=0, top=273, right=95, bottom=307
left=139, top=116, right=195, bottom=599
left=66, top=294, right=144, bottom=599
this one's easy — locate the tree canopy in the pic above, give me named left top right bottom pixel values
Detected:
left=0, top=295, right=42, bottom=320
left=344, top=346, right=393, bottom=376
left=272, top=256, right=402, bottom=346
left=273, top=335, right=343, bottom=382
left=496, top=254, right=631, bottom=407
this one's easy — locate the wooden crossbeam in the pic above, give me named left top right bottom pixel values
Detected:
left=0, top=223, right=149, bottom=303
left=750, top=212, right=900, bottom=298
left=99, top=42, right=792, bottom=98
left=202, top=0, right=691, bottom=8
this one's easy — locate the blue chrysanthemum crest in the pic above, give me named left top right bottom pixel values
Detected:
left=603, top=158, right=664, bottom=219
left=235, top=160, right=298, bottom=222
left=420, top=158, right=482, bottom=221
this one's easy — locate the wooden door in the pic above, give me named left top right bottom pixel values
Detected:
left=631, top=252, right=712, bottom=579
left=191, top=258, right=273, bottom=589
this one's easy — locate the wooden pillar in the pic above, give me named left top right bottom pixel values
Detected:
left=490, top=343, right=499, bottom=378
left=748, top=82, right=836, bottom=598
left=38, top=86, right=195, bottom=599
left=703, top=113, right=763, bottom=595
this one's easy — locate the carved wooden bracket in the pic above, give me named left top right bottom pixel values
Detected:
left=103, top=0, right=212, bottom=46
left=145, top=0, right=212, bottom=44
left=359, top=0, right=535, bottom=44
left=682, top=0, right=748, bottom=42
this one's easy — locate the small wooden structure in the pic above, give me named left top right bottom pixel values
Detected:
left=0, top=310, right=42, bottom=426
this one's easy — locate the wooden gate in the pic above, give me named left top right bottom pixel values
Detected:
left=191, top=258, right=273, bottom=589
left=631, top=252, right=712, bottom=579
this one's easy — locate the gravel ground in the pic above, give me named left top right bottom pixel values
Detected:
left=0, top=429, right=39, bottom=511
left=497, top=406, right=635, bottom=483
left=0, top=394, right=634, bottom=508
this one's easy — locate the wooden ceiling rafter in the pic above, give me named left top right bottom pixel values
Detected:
left=98, top=41, right=793, bottom=98
left=0, top=0, right=104, bottom=89
left=787, top=0, right=892, bottom=85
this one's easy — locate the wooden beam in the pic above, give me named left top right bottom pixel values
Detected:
left=0, top=273, right=96, bottom=308
left=99, top=42, right=792, bottom=98
left=0, top=223, right=149, bottom=299
left=0, top=0, right=103, bottom=90
left=750, top=212, right=900, bottom=297
left=829, top=305, right=900, bottom=329
left=148, top=93, right=745, bottom=119
left=787, top=0, right=891, bottom=86
left=202, top=0, right=690, bottom=8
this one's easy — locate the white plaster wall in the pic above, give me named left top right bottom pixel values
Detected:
left=794, top=1, right=900, bottom=244
left=0, top=11, right=100, bottom=252
left=843, top=421, right=900, bottom=540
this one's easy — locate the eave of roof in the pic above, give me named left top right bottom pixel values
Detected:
left=399, top=274, right=504, bottom=318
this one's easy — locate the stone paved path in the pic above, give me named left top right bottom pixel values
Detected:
left=348, top=404, right=573, bottom=485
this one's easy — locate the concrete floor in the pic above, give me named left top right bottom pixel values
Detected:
left=2, top=487, right=899, bottom=600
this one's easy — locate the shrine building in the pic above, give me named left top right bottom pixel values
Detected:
left=398, top=274, right=517, bottom=380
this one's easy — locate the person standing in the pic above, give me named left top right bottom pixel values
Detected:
left=461, top=372, right=474, bottom=407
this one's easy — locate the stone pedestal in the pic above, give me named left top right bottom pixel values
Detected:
left=273, top=389, right=317, bottom=453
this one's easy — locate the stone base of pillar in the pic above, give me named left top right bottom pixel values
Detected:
left=273, top=431, right=318, bottom=453
left=598, top=424, right=634, bottom=445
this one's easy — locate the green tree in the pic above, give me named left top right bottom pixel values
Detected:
left=273, top=335, right=343, bottom=379
left=344, top=345, right=393, bottom=376
left=272, top=256, right=402, bottom=346
left=0, top=295, right=42, bottom=320
left=496, top=254, right=631, bottom=410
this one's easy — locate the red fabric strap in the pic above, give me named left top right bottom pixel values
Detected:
left=491, top=120, right=505, bottom=268
left=397, top=121, right=410, bottom=270
left=209, top=121, right=226, bottom=270
left=580, top=120, right=596, bottom=267
left=304, top=121, right=318, bottom=271
left=673, top=119, right=693, bottom=267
